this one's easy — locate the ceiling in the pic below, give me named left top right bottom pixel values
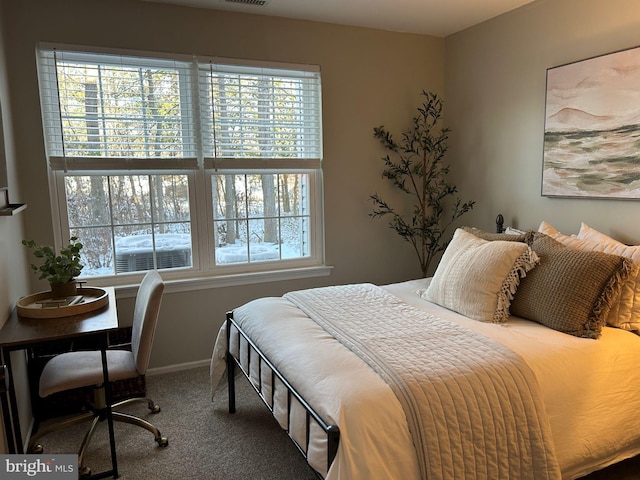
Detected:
left=142, top=0, right=538, bottom=37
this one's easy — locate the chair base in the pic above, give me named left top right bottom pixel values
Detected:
left=28, top=394, right=168, bottom=476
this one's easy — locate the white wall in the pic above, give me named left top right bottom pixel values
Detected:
left=446, top=0, right=640, bottom=243
left=0, top=0, right=32, bottom=453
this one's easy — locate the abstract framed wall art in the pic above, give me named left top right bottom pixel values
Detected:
left=542, top=45, right=640, bottom=199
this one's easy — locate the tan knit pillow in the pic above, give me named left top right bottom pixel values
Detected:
left=423, top=228, right=539, bottom=323
left=510, top=232, right=635, bottom=338
left=539, top=221, right=640, bottom=332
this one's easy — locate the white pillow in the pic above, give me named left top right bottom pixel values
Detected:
left=538, top=220, right=576, bottom=241
left=539, top=221, right=640, bottom=331
left=505, top=226, right=527, bottom=235
left=578, top=222, right=626, bottom=246
left=422, top=228, right=539, bottom=323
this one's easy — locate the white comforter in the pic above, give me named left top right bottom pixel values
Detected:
left=211, top=279, right=640, bottom=479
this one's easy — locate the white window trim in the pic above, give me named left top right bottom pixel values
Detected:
left=115, top=265, right=333, bottom=298
left=38, top=43, right=328, bottom=287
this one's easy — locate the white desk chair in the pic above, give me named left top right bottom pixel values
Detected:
left=28, top=270, right=168, bottom=477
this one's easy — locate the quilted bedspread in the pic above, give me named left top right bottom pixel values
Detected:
left=284, top=283, right=562, bottom=480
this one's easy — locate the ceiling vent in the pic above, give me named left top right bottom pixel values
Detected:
left=224, top=0, right=270, bottom=5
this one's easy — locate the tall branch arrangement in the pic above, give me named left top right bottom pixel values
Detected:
left=370, top=91, right=475, bottom=277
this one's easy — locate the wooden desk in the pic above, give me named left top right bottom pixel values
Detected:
left=0, top=287, right=119, bottom=479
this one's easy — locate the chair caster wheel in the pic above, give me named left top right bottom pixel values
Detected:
left=151, top=404, right=161, bottom=414
left=157, top=436, right=169, bottom=447
left=28, top=444, right=43, bottom=454
left=79, top=466, right=91, bottom=478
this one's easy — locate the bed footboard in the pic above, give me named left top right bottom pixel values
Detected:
left=225, top=311, right=340, bottom=478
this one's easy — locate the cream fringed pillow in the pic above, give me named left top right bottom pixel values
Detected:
left=539, top=221, right=640, bottom=332
left=422, top=228, right=539, bottom=323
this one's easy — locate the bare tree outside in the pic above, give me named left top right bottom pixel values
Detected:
left=51, top=54, right=313, bottom=275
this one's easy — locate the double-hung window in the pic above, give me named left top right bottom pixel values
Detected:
left=37, top=45, right=324, bottom=285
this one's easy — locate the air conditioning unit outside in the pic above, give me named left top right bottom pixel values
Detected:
left=115, top=234, right=192, bottom=273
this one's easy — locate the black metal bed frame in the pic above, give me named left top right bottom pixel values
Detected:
left=225, top=311, right=340, bottom=479
left=224, top=215, right=506, bottom=478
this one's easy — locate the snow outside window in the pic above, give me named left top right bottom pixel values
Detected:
left=37, top=45, right=324, bottom=283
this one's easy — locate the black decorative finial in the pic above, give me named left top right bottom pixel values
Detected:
left=496, top=214, right=504, bottom=233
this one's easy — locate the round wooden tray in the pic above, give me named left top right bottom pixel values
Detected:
left=16, top=287, right=109, bottom=319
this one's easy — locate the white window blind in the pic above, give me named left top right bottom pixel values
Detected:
left=37, top=45, right=325, bottom=282
left=199, top=62, right=322, bottom=170
left=38, top=49, right=198, bottom=171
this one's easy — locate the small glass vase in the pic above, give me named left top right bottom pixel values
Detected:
left=50, top=281, right=78, bottom=299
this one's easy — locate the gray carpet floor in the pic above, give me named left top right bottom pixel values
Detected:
left=34, top=365, right=640, bottom=479
left=35, top=365, right=317, bottom=479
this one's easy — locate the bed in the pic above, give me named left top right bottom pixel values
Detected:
left=210, top=221, right=640, bottom=480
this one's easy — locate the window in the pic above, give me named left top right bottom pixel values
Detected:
left=37, top=46, right=324, bottom=285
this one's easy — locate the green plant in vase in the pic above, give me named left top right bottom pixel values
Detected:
left=22, top=237, right=84, bottom=298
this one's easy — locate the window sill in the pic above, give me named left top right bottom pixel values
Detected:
left=113, top=265, right=333, bottom=299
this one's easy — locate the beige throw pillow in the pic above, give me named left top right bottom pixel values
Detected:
left=510, top=232, right=635, bottom=338
left=423, top=228, right=539, bottom=323
left=539, top=221, right=640, bottom=332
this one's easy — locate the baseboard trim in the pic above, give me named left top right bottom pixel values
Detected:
left=146, top=359, right=210, bottom=376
